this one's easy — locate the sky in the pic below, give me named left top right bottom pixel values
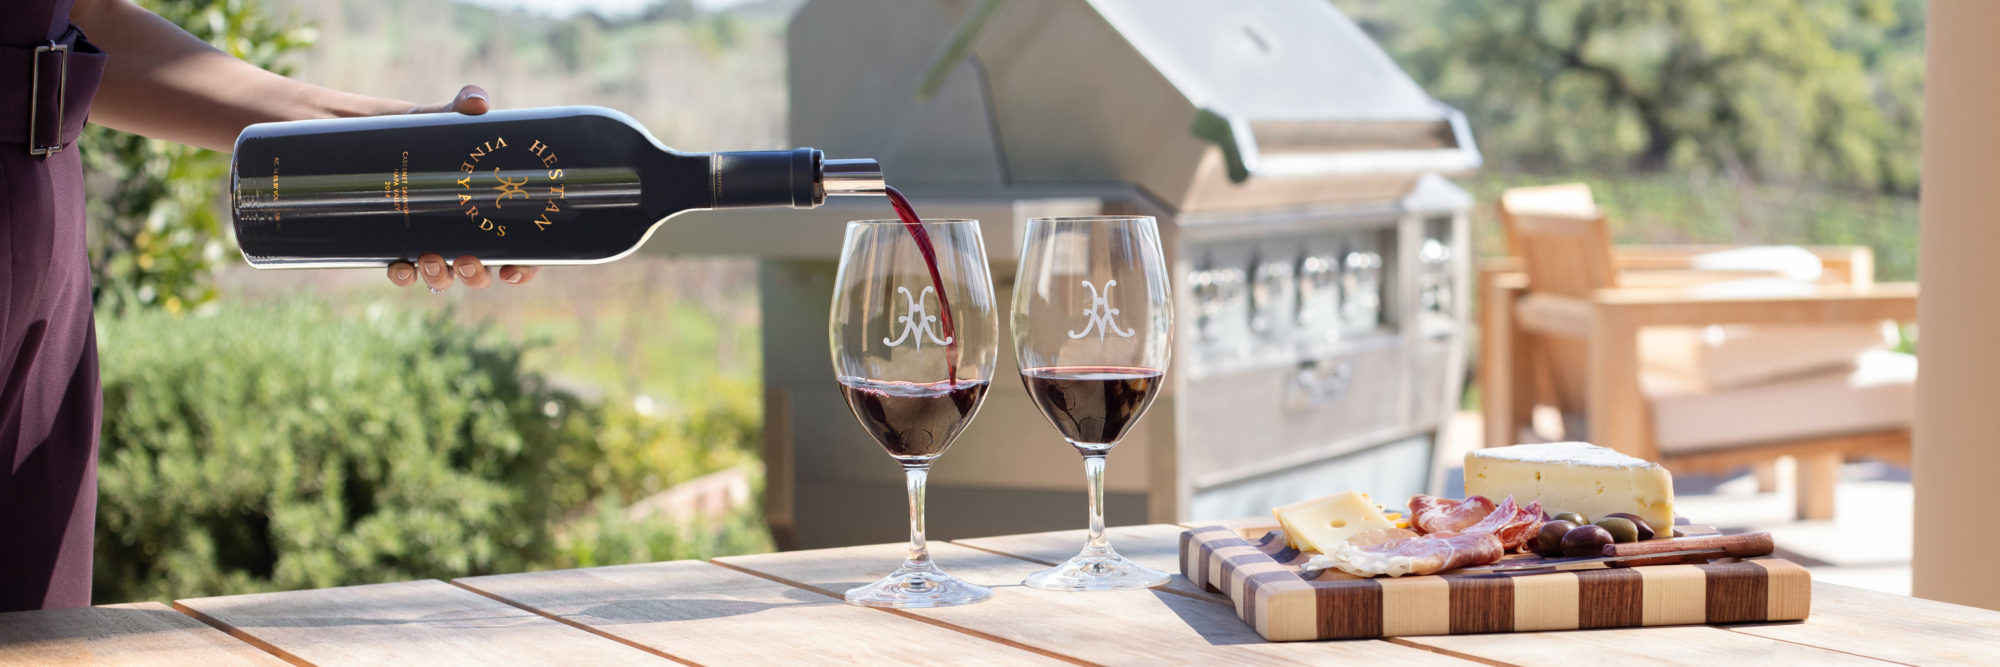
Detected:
left=456, top=0, right=752, bottom=18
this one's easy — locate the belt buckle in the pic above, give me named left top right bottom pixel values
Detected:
left=28, top=40, right=69, bottom=158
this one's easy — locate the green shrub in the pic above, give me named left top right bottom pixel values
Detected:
left=555, top=492, right=773, bottom=570
left=559, top=380, right=762, bottom=505
left=93, top=302, right=575, bottom=601
left=91, top=301, right=767, bottom=603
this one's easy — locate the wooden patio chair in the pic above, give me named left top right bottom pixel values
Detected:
left=1479, top=188, right=1917, bottom=520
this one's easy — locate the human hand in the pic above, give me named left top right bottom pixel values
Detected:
left=384, top=85, right=540, bottom=291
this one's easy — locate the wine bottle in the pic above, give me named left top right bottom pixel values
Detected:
left=229, top=106, right=883, bottom=267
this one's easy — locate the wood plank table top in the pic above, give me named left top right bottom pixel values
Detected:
left=173, top=579, right=665, bottom=665
left=456, top=559, right=1058, bottom=666
left=4, top=523, right=1996, bottom=666
left=714, top=541, right=1461, bottom=665
left=0, top=602, right=281, bottom=666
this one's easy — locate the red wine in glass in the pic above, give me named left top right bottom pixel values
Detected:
left=1021, top=366, right=1164, bottom=449
left=837, top=377, right=990, bottom=460
left=884, top=187, right=959, bottom=385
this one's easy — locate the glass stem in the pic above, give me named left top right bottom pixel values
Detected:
left=1082, top=452, right=1111, bottom=555
left=903, top=463, right=933, bottom=570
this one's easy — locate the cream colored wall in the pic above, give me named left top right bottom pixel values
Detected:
left=1913, top=0, right=2000, bottom=611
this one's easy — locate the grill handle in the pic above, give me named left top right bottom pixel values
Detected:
left=1190, top=103, right=1483, bottom=184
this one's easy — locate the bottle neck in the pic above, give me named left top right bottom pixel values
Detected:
left=708, top=149, right=882, bottom=209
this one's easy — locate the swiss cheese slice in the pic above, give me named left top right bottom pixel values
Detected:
left=1464, top=442, right=1675, bottom=534
left=1270, top=490, right=1396, bottom=553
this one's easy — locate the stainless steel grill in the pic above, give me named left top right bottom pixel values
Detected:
left=657, top=0, right=1479, bottom=548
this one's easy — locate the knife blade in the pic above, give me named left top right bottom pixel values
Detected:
left=1455, top=548, right=1730, bottom=574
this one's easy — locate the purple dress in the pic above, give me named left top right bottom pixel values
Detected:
left=2, top=0, right=109, bottom=610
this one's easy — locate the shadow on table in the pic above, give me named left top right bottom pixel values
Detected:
left=1150, top=586, right=1268, bottom=646
left=569, top=587, right=834, bottom=625
left=0, top=605, right=195, bottom=646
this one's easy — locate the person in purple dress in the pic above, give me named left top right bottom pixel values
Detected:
left=2, top=0, right=537, bottom=611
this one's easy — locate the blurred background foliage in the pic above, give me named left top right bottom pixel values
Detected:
left=1355, top=0, right=1924, bottom=192
left=81, top=0, right=315, bottom=313
left=1343, top=0, right=1923, bottom=280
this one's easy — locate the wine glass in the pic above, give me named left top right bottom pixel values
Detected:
left=829, top=218, right=998, bottom=608
left=1011, top=216, right=1173, bottom=591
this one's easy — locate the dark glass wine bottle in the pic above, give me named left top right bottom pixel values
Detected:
left=229, top=106, right=883, bottom=267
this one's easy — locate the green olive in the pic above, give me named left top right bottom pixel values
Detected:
left=1602, top=513, right=1656, bottom=540
left=1552, top=511, right=1589, bottom=526
left=1594, top=517, right=1639, bottom=543
left=1536, top=520, right=1576, bottom=556
left=1561, top=525, right=1614, bottom=557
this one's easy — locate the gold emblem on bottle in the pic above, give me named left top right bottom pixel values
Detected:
left=490, top=168, right=530, bottom=208
left=454, top=136, right=568, bottom=238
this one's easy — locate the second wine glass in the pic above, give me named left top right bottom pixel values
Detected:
left=1012, top=216, right=1173, bottom=592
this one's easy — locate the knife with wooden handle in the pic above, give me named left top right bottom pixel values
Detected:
left=1455, top=532, right=1775, bottom=574
left=1603, top=531, right=1773, bottom=558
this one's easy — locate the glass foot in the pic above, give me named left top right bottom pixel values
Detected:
left=844, top=562, right=993, bottom=608
left=1022, top=548, right=1171, bottom=592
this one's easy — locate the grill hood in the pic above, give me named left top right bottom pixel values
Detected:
left=788, top=0, right=1480, bottom=212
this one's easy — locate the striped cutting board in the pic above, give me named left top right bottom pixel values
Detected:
left=1179, top=522, right=1811, bottom=641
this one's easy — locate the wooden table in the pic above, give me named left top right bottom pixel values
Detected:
left=5, top=523, right=1997, bottom=665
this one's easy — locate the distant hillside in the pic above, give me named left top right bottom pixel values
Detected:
left=268, top=0, right=802, bottom=151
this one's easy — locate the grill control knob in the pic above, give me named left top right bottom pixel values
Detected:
left=1419, top=238, right=1453, bottom=315
left=1342, top=249, right=1383, bottom=330
left=1189, top=268, right=1219, bottom=341
left=1189, top=266, right=1244, bottom=342
left=1296, top=254, right=1336, bottom=326
left=1249, top=258, right=1295, bottom=336
left=1214, top=266, right=1247, bottom=315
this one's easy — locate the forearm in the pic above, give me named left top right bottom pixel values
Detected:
left=72, top=0, right=413, bottom=152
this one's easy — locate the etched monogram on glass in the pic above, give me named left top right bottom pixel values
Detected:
left=882, top=285, right=955, bottom=349
left=1066, top=279, right=1136, bottom=341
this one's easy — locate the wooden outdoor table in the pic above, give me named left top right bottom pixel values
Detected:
left=4, top=523, right=1997, bottom=665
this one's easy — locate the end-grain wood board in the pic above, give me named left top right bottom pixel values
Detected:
left=1181, top=522, right=1811, bottom=641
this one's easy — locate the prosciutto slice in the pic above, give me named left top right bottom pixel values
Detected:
left=1459, top=495, right=1545, bottom=550
left=1407, top=494, right=1496, bottom=535
left=1309, top=496, right=1546, bottom=577
left=1308, top=532, right=1503, bottom=578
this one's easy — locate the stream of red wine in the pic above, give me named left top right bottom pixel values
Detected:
left=884, top=186, right=959, bottom=386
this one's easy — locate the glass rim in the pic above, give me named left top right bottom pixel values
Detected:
left=1025, top=215, right=1157, bottom=223
left=847, top=218, right=980, bottom=226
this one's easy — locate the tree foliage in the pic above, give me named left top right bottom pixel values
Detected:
left=1348, top=0, right=1925, bottom=194
left=81, top=0, right=315, bottom=312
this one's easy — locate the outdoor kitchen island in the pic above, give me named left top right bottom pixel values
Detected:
left=654, top=0, right=1484, bottom=550
left=5, top=522, right=1996, bottom=664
